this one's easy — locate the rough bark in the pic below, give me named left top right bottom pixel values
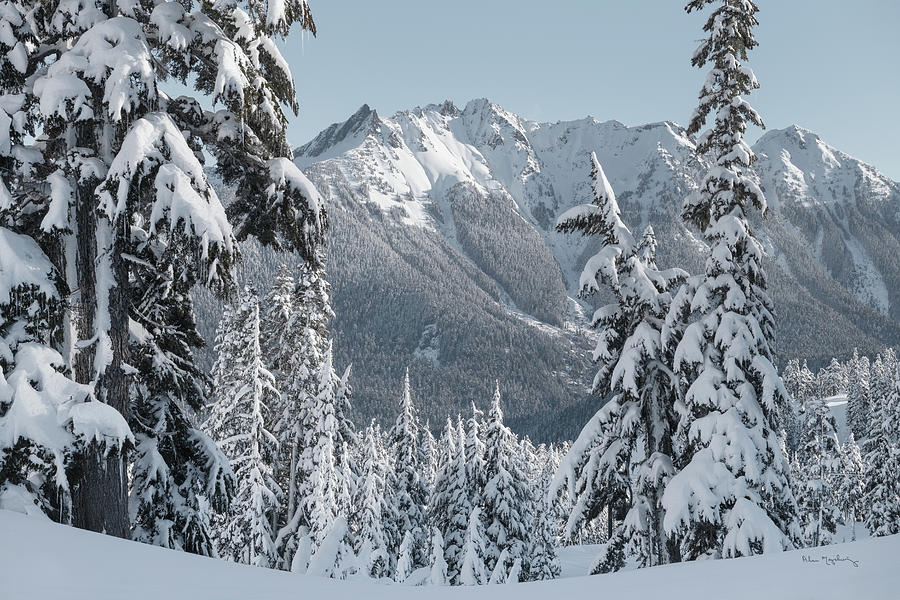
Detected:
left=69, top=115, right=129, bottom=538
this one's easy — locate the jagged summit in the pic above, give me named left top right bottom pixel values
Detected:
left=295, top=103, right=385, bottom=161
left=753, top=124, right=900, bottom=211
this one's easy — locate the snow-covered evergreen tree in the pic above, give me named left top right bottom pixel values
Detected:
left=258, top=260, right=295, bottom=523
left=817, top=358, right=847, bottom=398
left=204, top=288, right=281, bottom=566
left=459, top=506, right=488, bottom=586
left=421, top=421, right=438, bottom=490
left=862, top=363, right=900, bottom=537
left=354, top=422, right=392, bottom=579
left=265, top=254, right=331, bottom=540
left=429, top=416, right=470, bottom=584
left=427, top=527, right=449, bottom=585
left=465, top=403, right=487, bottom=509
left=526, top=454, right=562, bottom=582
left=553, top=153, right=685, bottom=570
left=781, top=359, right=801, bottom=398
left=388, top=369, right=429, bottom=567
left=781, top=359, right=804, bottom=454
left=868, top=351, right=897, bottom=429
left=296, top=343, right=343, bottom=548
left=481, top=384, right=533, bottom=577
left=836, top=433, right=865, bottom=540
left=0, top=0, right=322, bottom=536
left=845, top=351, right=870, bottom=443
left=271, top=256, right=356, bottom=569
left=661, top=0, right=800, bottom=559
left=395, top=529, right=416, bottom=583
left=428, top=417, right=457, bottom=535
left=793, top=392, right=841, bottom=547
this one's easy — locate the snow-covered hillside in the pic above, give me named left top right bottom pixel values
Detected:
left=196, top=99, right=900, bottom=441
left=2, top=510, right=896, bottom=600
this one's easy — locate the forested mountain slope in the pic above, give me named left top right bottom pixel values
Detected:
left=197, top=99, right=900, bottom=442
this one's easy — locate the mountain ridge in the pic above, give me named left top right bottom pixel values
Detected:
left=198, top=98, right=899, bottom=442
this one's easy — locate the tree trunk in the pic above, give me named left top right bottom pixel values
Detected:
left=71, top=444, right=129, bottom=536
left=69, top=116, right=130, bottom=538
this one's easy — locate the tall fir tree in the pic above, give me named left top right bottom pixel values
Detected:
left=817, top=358, right=847, bottom=398
left=526, top=452, right=562, bottom=582
left=661, top=0, right=800, bottom=559
left=780, top=358, right=803, bottom=454
left=429, top=416, right=470, bottom=585
left=481, top=384, right=534, bottom=577
left=836, top=433, right=865, bottom=540
left=845, top=350, right=871, bottom=442
left=264, top=253, right=331, bottom=541
left=388, top=369, right=429, bottom=567
left=279, top=342, right=354, bottom=569
left=428, top=417, right=458, bottom=536
left=459, top=506, right=488, bottom=586
left=259, top=259, right=295, bottom=519
left=354, top=422, right=392, bottom=579
left=427, top=527, right=449, bottom=585
left=555, top=153, right=686, bottom=570
left=792, top=392, right=842, bottom=547
left=868, top=351, right=897, bottom=430
left=0, top=0, right=323, bottom=536
left=204, top=288, right=281, bottom=566
left=861, top=363, right=900, bottom=537
left=271, top=256, right=356, bottom=569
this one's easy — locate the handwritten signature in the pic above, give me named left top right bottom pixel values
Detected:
left=802, top=554, right=860, bottom=568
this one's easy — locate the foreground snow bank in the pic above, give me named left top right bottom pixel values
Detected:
left=1, top=510, right=896, bottom=600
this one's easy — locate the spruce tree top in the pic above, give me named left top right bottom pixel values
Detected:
left=684, top=0, right=766, bottom=231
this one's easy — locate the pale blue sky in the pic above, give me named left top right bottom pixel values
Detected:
left=281, top=1, right=899, bottom=180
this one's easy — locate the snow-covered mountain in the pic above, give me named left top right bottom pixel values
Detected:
left=753, top=126, right=900, bottom=318
left=200, top=99, right=900, bottom=442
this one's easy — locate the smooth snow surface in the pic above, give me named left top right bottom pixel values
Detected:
left=1, top=510, right=897, bottom=599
